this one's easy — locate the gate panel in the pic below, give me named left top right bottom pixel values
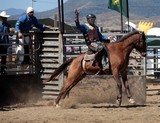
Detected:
left=38, top=31, right=64, bottom=99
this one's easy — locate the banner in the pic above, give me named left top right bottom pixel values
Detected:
left=108, top=0, right=128, bottom=18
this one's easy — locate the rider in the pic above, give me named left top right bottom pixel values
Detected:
left=75, top=9, right=113, bottom=70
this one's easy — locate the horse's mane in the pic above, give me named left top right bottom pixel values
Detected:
left=116, top=30, right=140, bottom=43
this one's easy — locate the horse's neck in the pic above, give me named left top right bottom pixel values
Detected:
left=120, top=34, right=138, bottom=54
left=107, top=34, right=138, bottom=59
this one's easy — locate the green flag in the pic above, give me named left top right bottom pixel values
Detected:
left=108, top=0, right=128, bottom=18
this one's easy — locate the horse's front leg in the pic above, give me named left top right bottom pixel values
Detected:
left=121, top=71, right=135, bottom=104
left=113, top=71, right=122, bottom=107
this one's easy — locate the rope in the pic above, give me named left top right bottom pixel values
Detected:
left=82, top=59, right=101, bottom=75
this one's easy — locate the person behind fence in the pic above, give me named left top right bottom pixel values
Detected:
left=0, top=11, right=15, bottom=75
left=15, top=6, right=52, bottom=64
left=75, top=9, right=114, bottom=70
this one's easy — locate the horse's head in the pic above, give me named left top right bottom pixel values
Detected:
left=134, top=31, right=147, bottom=57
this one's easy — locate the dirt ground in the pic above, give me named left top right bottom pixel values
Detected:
left=0, top=81, right=160, bottom=123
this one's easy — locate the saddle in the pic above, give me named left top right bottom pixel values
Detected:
left=83, top=49, right=109, bottom=72
left=84, top=53, right=95, bottom=62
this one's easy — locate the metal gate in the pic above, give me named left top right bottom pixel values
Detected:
left=37, top=31, right=64, bottom=99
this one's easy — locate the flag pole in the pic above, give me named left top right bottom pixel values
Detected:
left=126, top=0, right=129, bottom=32
left=120, top=0, right=123, bottom=33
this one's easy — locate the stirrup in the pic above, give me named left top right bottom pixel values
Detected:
left=102, top=63, right=109, bottom=71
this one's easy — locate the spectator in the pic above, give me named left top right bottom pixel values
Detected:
left=0, top=11, right=14, bottom=75
left=15, top=7, right=52, bottom=64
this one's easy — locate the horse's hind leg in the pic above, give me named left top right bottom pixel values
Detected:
left=55, top=73, right=84, bottom=107
left=55, top=79, right=81, bottom=107
left=121, top=71, right=135, bottom=104
left=55, top=79, right=73, bottom=106
left=61, top=75, right=85, bottom=100
left=112, top=70, right=122, bottom=106
left=55, top=86, right=65, bottom=107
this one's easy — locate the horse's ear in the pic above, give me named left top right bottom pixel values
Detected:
left=141, top=31, right=145, bottom=36
left=139, top=31, right=145, bottom=35
left=140, top=31, right=146, bottom=40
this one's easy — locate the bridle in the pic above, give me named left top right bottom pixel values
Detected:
left=138, top=31, right=145, bottom=43
left=135, top=31, right=147, bottom=56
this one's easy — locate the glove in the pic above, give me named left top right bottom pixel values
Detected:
left=9, top=27, right=15, bottom=33
left=108, top=36, right=115, bottom=40
left=18, top=32, right=23, bottom=39
left=75, top=9, right=79, bottom=18
left=45, top=25, right=53, bottom=30
left=75, top=9, right=79, bottom=22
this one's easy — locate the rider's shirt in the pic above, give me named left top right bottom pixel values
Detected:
left=75, top=21, right=109, bottom=53
left=85, top=23, right=100, bottom=42
left=75, top=21, right=108, bottom=43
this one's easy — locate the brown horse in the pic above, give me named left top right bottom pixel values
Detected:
left=44, top=30, right=147, bottom=107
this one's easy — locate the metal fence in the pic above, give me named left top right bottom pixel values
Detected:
left=144, top=46, right=160, bottom=79
left=0, top=32, right=37, bottom=75
left=1, top=32, right=146, bottom=77
left=0, top=31, right=64, bottom=100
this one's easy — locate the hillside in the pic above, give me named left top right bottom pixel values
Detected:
left=62, top=0, right=160, bottom=30
left=7, top=0, right=160, bottom=31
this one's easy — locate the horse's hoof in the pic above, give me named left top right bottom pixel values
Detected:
left=128, top=98, right=135, bottom=104
left=55, top=104, right=60, bottom=108
left=116, top=99, right=122, bottom=107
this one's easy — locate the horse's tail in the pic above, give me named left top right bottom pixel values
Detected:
left=44, top=58, right=73, bottom=83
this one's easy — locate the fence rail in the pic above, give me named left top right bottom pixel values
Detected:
left=0, top=32, right=36, bottom=75
left=144, top=46, right=160, bottom=79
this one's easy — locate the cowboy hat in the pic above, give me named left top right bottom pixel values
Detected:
left=0, top=11, right=10, bottom=18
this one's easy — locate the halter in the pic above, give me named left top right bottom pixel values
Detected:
left=134, top=31, right=144, bottom=47
left=135, top=31, right=147, bottom=56
left=138, top=31, right=145, bottom=44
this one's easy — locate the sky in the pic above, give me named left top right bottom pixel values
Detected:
left=0, top=0, right=68, bottom=12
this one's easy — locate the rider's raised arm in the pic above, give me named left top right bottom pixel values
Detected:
left=74, top=9, right=86, bottom=32
left=75, top=9, right=79, bottom=23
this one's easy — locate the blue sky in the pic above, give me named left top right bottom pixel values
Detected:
left=1, top=0, right=68, bottom=12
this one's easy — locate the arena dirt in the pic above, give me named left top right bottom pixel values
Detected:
left=0, top=78, right=160, bottom=123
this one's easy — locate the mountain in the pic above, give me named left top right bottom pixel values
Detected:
left=61, top=0, right=160, bottom=30
left=1, top=8, right=25, bottom=16
left=5, top=0, right=160, bottom=31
